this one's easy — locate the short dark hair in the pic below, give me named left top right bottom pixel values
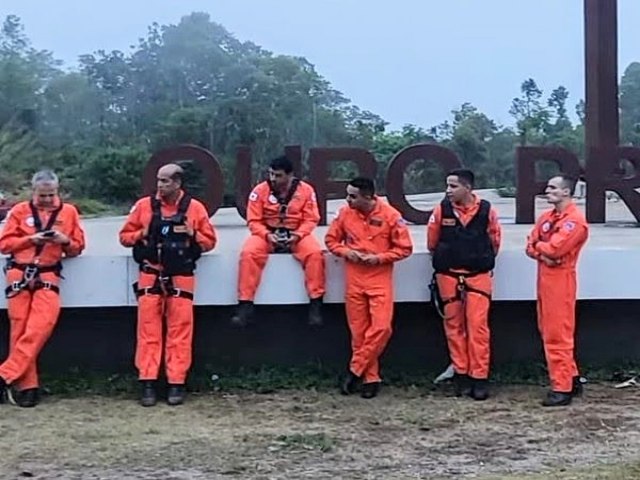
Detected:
left=269, top=155, right=293, bottom=174
left=447, top=169, right=475, bottom=188
left=555, top=173, right=578, bottom=196
left=349, top=177, right=375, bottom=197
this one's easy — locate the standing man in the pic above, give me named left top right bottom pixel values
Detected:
left=428, top=169, right=501, bottom=401
left=0, top=170, right=86, bottom=408
left=119, top=163, right=217, bottom=407
left=232, top=155, right=325, bottom=327
left=325, top=177, right=413, bottom=399
left=526, top=174, right=588, bottom=407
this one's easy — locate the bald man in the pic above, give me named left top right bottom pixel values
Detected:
left=119, top=163, right=217, bottom=407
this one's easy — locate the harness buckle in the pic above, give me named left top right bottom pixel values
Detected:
left=24, top=265, right=38, bottom=283
left=40, top=281, right=53, bottom=290
left=10, top=281, right=22, bottom=292
left=172, top=288, right=182, bottom=298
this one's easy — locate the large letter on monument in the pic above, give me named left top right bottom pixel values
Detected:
left=385, top=144, right=462, bottom=224
left=585, top=146, right=640, bottom=222
left=143, top=144, right=224, bottom=215
left=309, top=148, right=377, bottom=224
left=234, top=145, right=303, bottom=219
left=515, top=147, right=582, bottom=224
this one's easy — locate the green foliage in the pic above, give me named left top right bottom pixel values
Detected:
left=36, top=360, right=640, bottom=398
left=1, top=13, right=637, bottom=205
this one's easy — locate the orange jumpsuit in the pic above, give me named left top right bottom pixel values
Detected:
left=325, top=199, right=413, bottom=383
left=0, top=198, right=85, bottom=390
left=119, top=191, right=216, bottom=384
left=526, top=202, right=589, bottom=393
left=238, top=180, right=325, bottom=301
left=427, top=196, right=501, bottom=380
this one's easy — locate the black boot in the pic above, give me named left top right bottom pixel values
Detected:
left=340, top=371, right=361, bottom=396
left=572, top=376, right=585, bottom=397
left=453, top=373, right=472, bottom=397
left=542, top=390, right=572, bottom=407
left=308, top=297, right=323, bottom=326
left=140, top=381, right=157, bottom=407
left=231, top=301, right=254, bottom=327
left=16, top=388, right=40, bottom=408
left=167, top=384, right=185, bottom=406
left=470, top=378, right=489, bottom=401
left=361, top=382, right=381, bottom=399
left=0, top=376, right=8, bottom=404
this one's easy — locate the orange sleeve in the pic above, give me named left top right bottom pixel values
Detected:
left=247, top=185, right=270, bottom=239
left=378, top=213, right=413, bottom=264
left=535, top=217, right=589, bottom=259
left=192, top=202, right=217, bottom=252
left=63, top=205, right=86, bottom=258
left=525, top=221, right=542, bottom=259
left=426, top=205, right=442, bottom=252
left=324, top=208, right=350, bottom=257
left=293, top=184, right=320, bottom=239
left=488, top=207, right=502, bottom=255
left=0, top=205, right=33, bottom=255
left=119, top=199, right=147, bottom=247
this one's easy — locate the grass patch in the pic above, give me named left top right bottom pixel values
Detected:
left=37, top=360, right=640, bottom=398
left=481, top=461, right=640, bottom=480
left=271, top=433, right=336, bottom=453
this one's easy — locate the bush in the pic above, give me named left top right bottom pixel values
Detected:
left=71, top=197, right=116, bottom=216
left=497, top=186, right=517, bottom=198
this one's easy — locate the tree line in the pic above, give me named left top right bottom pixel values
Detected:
left=2, top=12, right=640, bottom=214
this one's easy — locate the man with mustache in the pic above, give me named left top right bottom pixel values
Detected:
left=231, top=155, right=325, bottom=327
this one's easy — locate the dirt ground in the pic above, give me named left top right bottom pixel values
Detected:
left=1, top=382, right=640, bottom=480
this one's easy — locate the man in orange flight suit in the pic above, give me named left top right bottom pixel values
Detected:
left=119, top=163, right=217, bottom=407
left=232, top=155, right=325, bottom=327
left=526, top=173, right=589, bottom=407
left=428, top=169, right=501, bottom=401
left=325, top=177, right=413, bottom=399
left=0, top=169, right=85, bottom=408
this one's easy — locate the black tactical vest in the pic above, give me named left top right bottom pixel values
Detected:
left=132, top=194, right=202, bottom=276
left=432, top=198, right=495, bottom=273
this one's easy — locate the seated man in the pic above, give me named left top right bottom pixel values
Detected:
left=232, top=155, right=325, bottom=327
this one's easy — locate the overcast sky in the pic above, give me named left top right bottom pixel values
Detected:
left=2, top=0, right=639, bottom=130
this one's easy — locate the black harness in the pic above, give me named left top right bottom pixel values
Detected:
left=268, top=179, right=300, bottom=254
left=133, top=264, right=194, bottom=300
left=132, top=195, right=200, bottom=300
left=4, top=202, right=63, bottom=298
left=429, top=271, right=492, bottom=319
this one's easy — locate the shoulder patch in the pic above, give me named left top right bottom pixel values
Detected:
left=249, top=191, right=259, bottom=202
left=563, top=221, right=576, bottom=231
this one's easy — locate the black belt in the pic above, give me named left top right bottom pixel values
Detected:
left=133, top=264, right=193, bottom=300
left=5, top=279, right=60, bottom=298
left=436, top=271, right=492, bottom=305
left=6, top=262, right=62, bottom=275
